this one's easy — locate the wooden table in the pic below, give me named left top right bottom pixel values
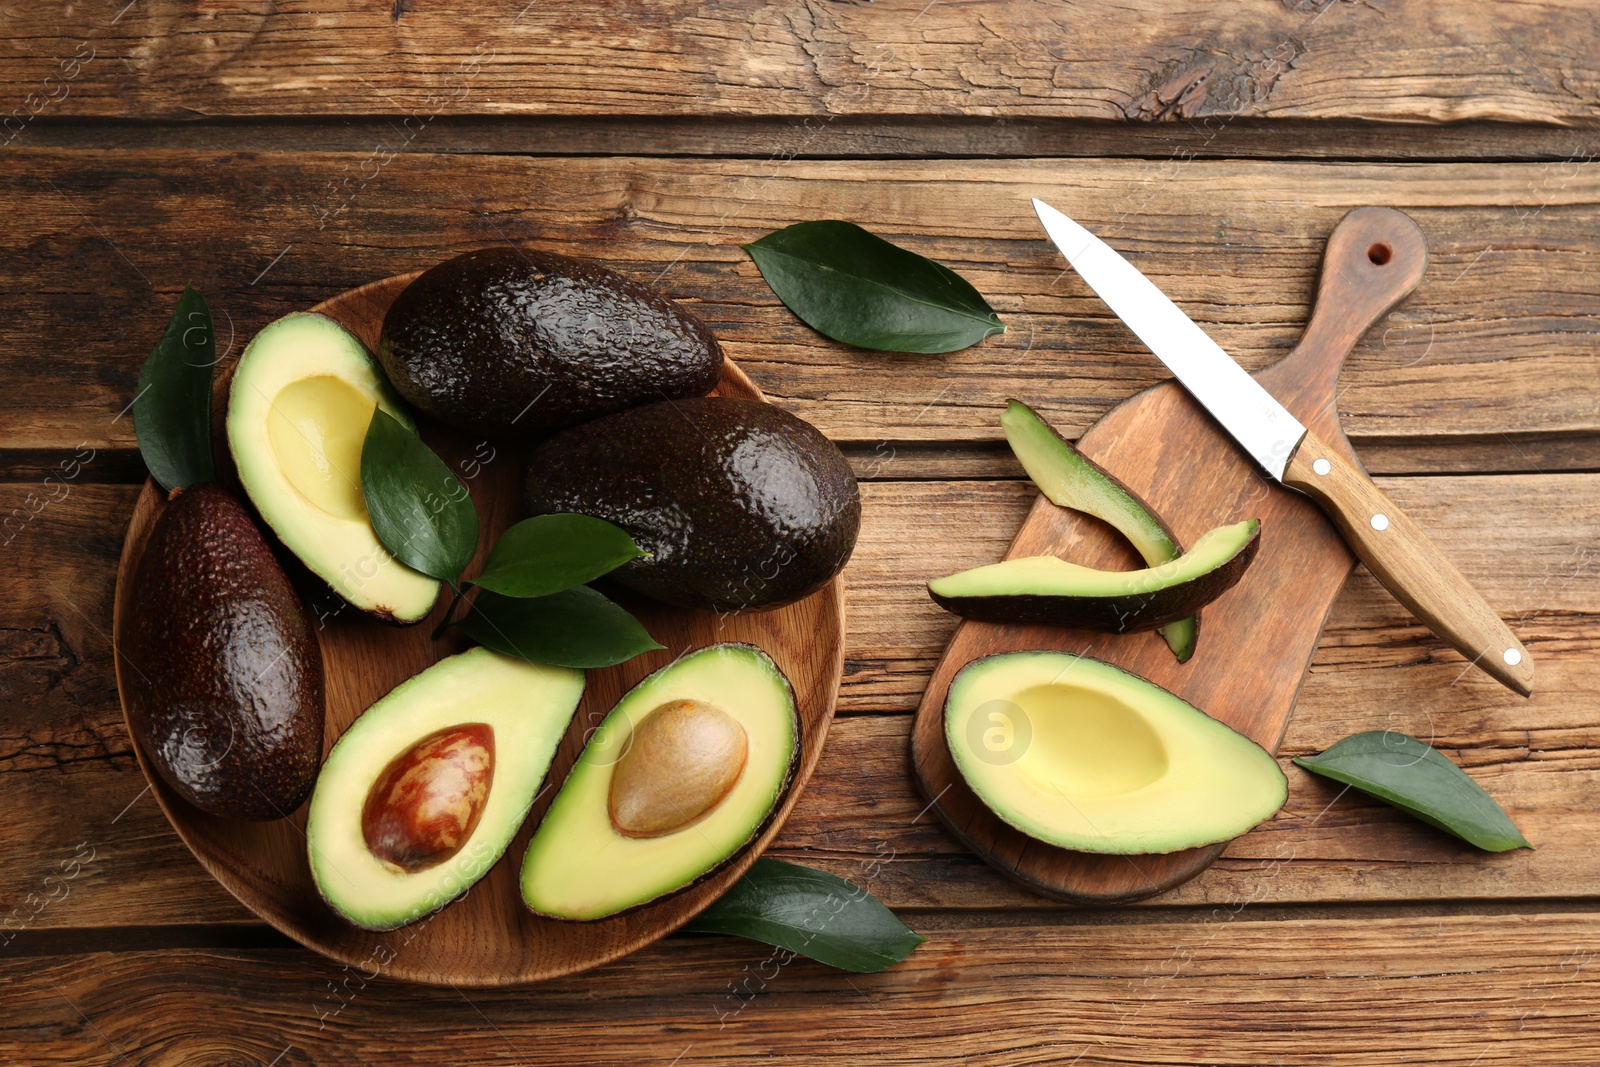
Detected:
left=4, top=2, right=1599, bottom=1063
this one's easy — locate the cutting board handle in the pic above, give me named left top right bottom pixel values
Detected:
left=1260, top=207, right=1429, bottom=429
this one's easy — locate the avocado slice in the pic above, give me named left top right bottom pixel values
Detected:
left=378, top=247, right=723, bottom=442
left=521, top=643, right=798, bottom=920
left=121, top=483, right=325, bottom=820
left=523, top=397, right=860, bottom=612
left=227, top=313, right=440, bottom=624
left=305, top=647, right=584, bottom=931
left=1002, top=400, right=1198, bottom=661
left=945, top=651, right=1286, bottom=854
left=929, top=519, right=1260, bottom=633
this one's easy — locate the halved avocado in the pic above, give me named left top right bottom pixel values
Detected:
left=929, top=519, right=1260, bottom=633
left=227, top=313, right=440, bottom=624
left=945, top=651, right=1286, bottom=854
left=521, top=643, right=798, bottom=920
left=1002, top=400, right=1197, bottom=661
left=306, top=647, right=584, bottom=931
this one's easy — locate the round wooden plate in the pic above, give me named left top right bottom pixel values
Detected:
left=111, top=271, right=846, bottom=986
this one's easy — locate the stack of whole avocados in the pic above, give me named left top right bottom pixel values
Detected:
left=380, top=247, right=861, bottom=614
left=124, top=246, right=859, bottom=931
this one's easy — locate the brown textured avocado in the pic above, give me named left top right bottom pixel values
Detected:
left=523, top=397, right=860, bottom=612
left=121, top=483, right=325, bottom=820
left=377, top=247, right=723, bottom=441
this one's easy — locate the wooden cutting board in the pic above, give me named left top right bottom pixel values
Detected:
left=911, top=207, right=1430, bottom=904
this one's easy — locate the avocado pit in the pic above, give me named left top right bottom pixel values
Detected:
left=608, top=699, right=749, bottom=838
left=362, top=723, right=496, bottom=872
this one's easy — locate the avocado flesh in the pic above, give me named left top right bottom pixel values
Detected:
left=306, top=647, right=584, bottom=931
left=929, top=519, right=1260, bottom=633
left=227, top=313, right=440, bottom=624
left=121, top=483, right=325, bottom=820
left=521, top=644, right=798, bottom=920
left=378, top=247, right=723, bottom=442
left=946, top=651, right=1286, bottom=854
left=523, top=397, right=860, bottom=612
left=1002, top=400, right=1197, bottom=661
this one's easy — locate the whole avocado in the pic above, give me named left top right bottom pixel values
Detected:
left=121, top=483, right=325, bottom=820
left=378, top=247, right=723, bottom=441
left=523, top=398, right=860, bottom=612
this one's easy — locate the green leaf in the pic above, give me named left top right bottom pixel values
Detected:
left=133, top=286, right=216, bottom=492
left=360, top=409, right=479, bottom=585
left=744, top=221, right=1004, bottom=354
left=459, top=586, right=662, bottom=669
left=1294, top=731, right=1532, bottom=852
left=470, top=514, right=646, bottom=598
left=684, top=858, right=925, bottom=973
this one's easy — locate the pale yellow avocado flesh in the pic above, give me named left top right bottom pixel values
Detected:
left=929, top=520, right=1258, bottom=598
left=521, top=644, right=798, bottom=920
left=306, top=648, right=585, bottom=931
left=227, top=312, right=439, bottom=623
left=946, top=651, right=1286, bottom=854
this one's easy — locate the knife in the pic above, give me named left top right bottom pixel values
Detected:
left=1031, top=198, right=1533, bottom=697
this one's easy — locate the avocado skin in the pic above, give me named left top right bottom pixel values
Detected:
left=523, top=398, right=860, bottom=612
left=931, top=532, right=1259, bottom=633
left=377, top=247, right=723, bottom=441
left=122, top=484, right=325, bottom=820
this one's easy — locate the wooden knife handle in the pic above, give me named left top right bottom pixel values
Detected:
left=1283, top=427, right=1534, bottom=696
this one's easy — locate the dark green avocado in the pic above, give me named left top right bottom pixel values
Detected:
left=522, top=397, right=860, bottom=612
left=929, top=519, right=1260, bottom=633
left=378, top=247, right=723, bottom=441
left=121, top=483, right=325, bottom=820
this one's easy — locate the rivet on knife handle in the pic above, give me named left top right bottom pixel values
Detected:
left=1282, top=427, right=1533, bottom=696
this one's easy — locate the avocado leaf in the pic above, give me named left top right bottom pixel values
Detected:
left=470, top=514, right=646, bottom=598
left=1294, top=730, right=1532, bottom=852
left=744, top=221, right=1004, bottom=354
left=684, top=858, right=925, bottom=974
left=133, top=285, right=216, bottom=492
left=360, top=409, right=480, bottom=586
left=460, top=586, right=663, bottom=669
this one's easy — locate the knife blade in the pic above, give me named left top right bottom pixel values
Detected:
left=1031, top=198, right=1534, bottom=697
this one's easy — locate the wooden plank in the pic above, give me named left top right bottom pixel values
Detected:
left=6, top=912, right=1600, bottom=1064
left=3, top=152, right=1599, bottom=467
left=18, top=116, right=1600, bottom=163
left=1, top=473, right=1593, bottom=932
left=2, top=0, right=1599, bottom=125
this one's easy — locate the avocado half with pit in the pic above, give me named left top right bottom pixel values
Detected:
left=1003, top=400, right=1199, bottom=661
left=521, top=643, right=798, bottom=920
left=929, top=518, right=1260, bottom=633
left=306, top=647, right=585, bottom=931
left=227, top=313, right=440, bottom=624
left=945, top=651, right=1286, bottom=854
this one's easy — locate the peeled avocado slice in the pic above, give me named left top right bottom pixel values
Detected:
left=929, top=519, right=1260, bottom=633
left=522, top=643, right=798, bottom=920
left=306, top=648, right=584, bottom=930
left=945, top=651, right=1286, bottom=854
left=1002, top=400, right=1198, bottom=661
left=227, top=312, right=440, bottom=623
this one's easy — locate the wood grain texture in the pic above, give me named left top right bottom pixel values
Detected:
left=107, top=273, right=846, bottom=985
left=18, top=116, right=1600, bottom=164
left=4, top=152, right=1597, bottom=468
left=2, top=0, right=1598, bottom=124
left=911, top=207, right=1434, bottom=901
left=7, top=912, right=1600, bottom=1065
left=4, top=472, right=1593, bottom=931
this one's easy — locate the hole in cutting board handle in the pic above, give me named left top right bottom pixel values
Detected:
left=1367, top=242, right=1392, bottom=265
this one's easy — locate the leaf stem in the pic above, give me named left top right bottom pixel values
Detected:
left=430, top=583, right=468, bottom=642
